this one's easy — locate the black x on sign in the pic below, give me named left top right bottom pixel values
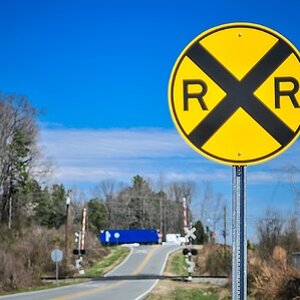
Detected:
left=168, top=23, right=300, bottom=165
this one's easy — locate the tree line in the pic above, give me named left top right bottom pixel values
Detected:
left=0, top=92, right=203, bottom=239
left=88, top=175, right=196, bottom=237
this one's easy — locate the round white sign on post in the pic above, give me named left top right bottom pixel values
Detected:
left=51, top=249, right=63, bottom=262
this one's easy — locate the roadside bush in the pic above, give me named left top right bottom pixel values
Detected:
left=0, top=225, right=110, bottom=292
left=0, top=225, right=65, bottom=291
left=249, top=246, right=300, bottom=299
left=201, top=245, right=231, bottom=276
left=249, top=260, right=299, bottom=299
left=79, top=231, right=109, bottom=270
left=206, top=249, right=231, bottom=276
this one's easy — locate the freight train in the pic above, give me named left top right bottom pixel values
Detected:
left=99, top=229, right=160, bottom=245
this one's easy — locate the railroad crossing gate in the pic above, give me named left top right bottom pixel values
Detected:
left=168, top=23, right=300, bottom=165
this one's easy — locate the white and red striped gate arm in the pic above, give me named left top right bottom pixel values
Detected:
left=80, top=208, right=87, bottom=251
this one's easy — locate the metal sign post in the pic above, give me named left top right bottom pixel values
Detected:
left=55, top=261, right=59, bottom=286
left=51, top=249, right=63, bottom=286
left=232, top=166, right=247, bottom=300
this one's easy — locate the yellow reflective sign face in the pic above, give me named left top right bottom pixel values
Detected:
left=168, top=23, right=300, bottom=165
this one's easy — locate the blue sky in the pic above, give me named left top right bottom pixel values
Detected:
left=1, top=0, right=300, bottom=240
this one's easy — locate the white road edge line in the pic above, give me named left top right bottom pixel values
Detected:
left=104, top=245, right=134, bottom=277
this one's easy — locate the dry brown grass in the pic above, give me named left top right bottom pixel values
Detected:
left=249, top=246, right=300, bottom=300
left=195, top=244, right=231, bottom=276
left=147, top=280, right=230, bottom=300
left=0, top=225, right=108, bottom=292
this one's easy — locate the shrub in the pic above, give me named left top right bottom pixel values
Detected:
left=79, top=231, right=109, bottom=270
left=204, top=246, right=231, bottom=276
left=249, top=246, right=300, bottom=299
left=0, top=225, right=68, bottom=290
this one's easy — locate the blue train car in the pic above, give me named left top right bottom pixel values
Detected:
left=99, top=229, right=159, bottom=245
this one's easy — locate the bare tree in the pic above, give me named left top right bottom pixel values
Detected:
left=286, top=165, right=300, bottom=231
left=0, top=94, right=39, bottom=228
left=168, top=181, right=195, bottom=204
left=166, top=181, right=195, bottom=233
left=92, top=179, right=118, bottom=200
left=257, top=209, right=284, bottom=261
left=211, top=192, right=224, bottom=231
left=198, top=182, right=224, bottom=236
left=199, top=181, right=213, bottom=222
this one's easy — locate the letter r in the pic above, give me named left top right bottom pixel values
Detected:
left=183, top=80, right=208, bottom=111
left=275, top=77, right=300, bottom=108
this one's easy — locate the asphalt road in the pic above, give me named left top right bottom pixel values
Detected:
left=0, top=244, right=180, bottom=300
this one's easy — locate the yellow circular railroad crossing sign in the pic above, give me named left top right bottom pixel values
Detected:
left=168, top=23, right=300, bottom=165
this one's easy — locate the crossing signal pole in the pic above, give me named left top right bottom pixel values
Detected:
left=182, top=198, right=198, bottom=281
left=73, top=207, right=88, bottom=274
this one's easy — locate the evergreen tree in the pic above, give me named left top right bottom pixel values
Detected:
left=87, top=198, right=108, bottom=234
left=194, top=220, right=208, bottom=244
left=33, top=184, right=67, bottom=229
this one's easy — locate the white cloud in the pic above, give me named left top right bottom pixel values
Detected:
left=39, top=127, right=204, bottom=185
left=40, top=127, right=190, bottom=158
left=38, top=126, right=300, bottom=190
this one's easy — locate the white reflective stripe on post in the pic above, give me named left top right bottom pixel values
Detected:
left=182, top=197, right=188, bottom=233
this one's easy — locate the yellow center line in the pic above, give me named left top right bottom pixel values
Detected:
left=51, top=246, right=158, bottom=300
left=131, top=245, right=157, bottom=275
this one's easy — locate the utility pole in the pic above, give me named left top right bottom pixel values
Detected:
left=64, top=190, right=71, bottom=267
left=288, top=166, right=300, bottom=228
left=223, top=204, right=227, bottom=271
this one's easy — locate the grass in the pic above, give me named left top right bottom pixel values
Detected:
left=168, top=251, right=188, bottom=276
left=85, top=246, right=130, bottom=277
left=146, top=281, right=227, bottom=300
left=165, top=249, right=199, bottom=276
left=0, top=279, right=86, bottom=296
left=147, top=246, right=229, bottom=300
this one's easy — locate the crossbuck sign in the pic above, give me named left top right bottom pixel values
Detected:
left=184, top=227, right=196, bottom=241
left=169, top=23, right=300, bottom=165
